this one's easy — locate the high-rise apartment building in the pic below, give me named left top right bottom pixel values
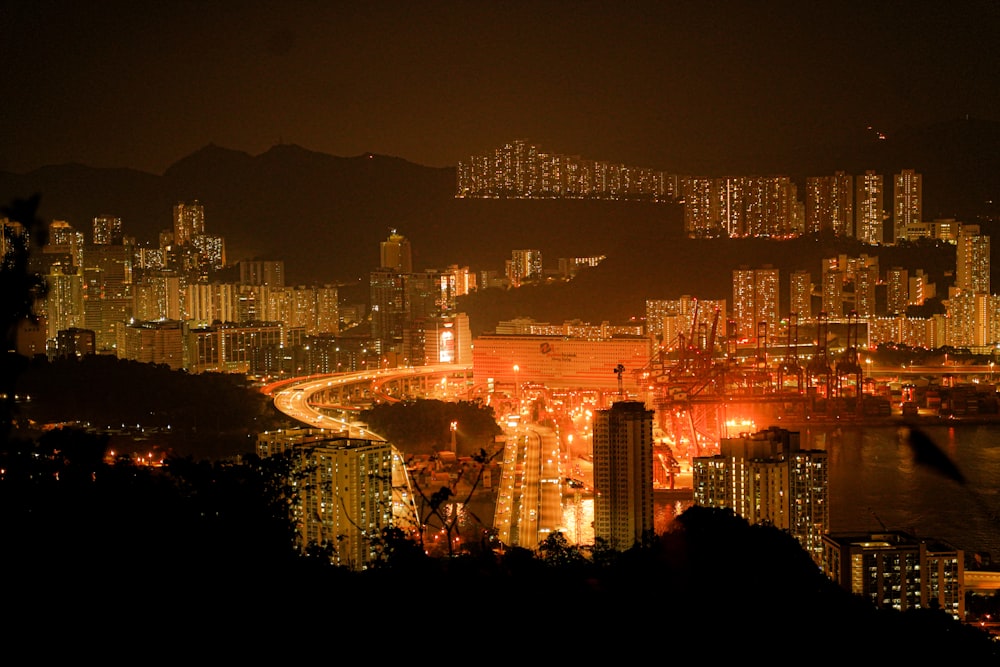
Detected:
left=47, top=220, right=84, bottom=270
left=854, top=264, right=878, bottom=318
left=955, top=224, right=990, bottom=294
left=92, top=215, right=123, bottom=245
left=256, top=429, right=397, bottom=571
left=42, top=263, right=84, bottom=340
left=508, top=249, right=543, bottom=287
left=821, top=269, right=845, bottom=318
left=885, top=267, right=908, bottom=316
left=370, top=267, right=406, bottom=354
left=805, top=172, right=853, bottom=236
left=732, top=266, right=779, bottom=340
left=185, top=282, right=239, bottom=325
left=823, top=531, right=964, bottom=621
left=592, top=400, right=654, bottom=551
left=118, top=319, right=185, bottom=370
left=380, top=230, right=412, bottom=274
left=855, top=171, right=884, bottom=245
left=239, top=259, right=285, bottom=287
left=172, top=201, right=205, bottom=247
left=789, top=270, right=812, bottom=320
left=683, top=176, right=802, bottom=238
left=132, top=272, right=183, bottom=321
left=893, top=169, right=922, bottom=242
left=693, top=426, right=828, bottom=564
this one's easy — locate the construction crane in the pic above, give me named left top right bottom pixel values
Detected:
left=835, top=310, right=864, bottom=411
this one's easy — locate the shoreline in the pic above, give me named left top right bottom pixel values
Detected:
left=771, top=413, right=1000, bottom=430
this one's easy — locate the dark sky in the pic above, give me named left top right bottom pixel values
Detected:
left=2, top=0, right=998, bottom=175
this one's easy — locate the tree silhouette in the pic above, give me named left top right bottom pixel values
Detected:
left=1, top=195, right=48, bottom=442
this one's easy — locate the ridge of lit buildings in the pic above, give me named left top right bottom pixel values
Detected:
left=456, top=139, right=681, bottom=201
left=458, top=148, right=941, bottom=248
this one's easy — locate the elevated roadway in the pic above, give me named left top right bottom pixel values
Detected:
left=265, top=364, right=474, bottom=433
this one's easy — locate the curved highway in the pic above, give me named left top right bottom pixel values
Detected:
left=266, top=363, right=474, bottom=435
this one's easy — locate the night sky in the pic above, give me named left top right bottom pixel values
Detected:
left=2, top=1, right=998, bottom=175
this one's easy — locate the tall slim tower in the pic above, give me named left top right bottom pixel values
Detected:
left=592, top=400, right=654, bottom=551
left=380, top=229, right=412, bottom=274
left=172, top=201, right=205, bottom=247
left=885, top=267, right=909, bottom=315
left=789, top=270, right=812, bottom=320
left=732, top=266, right=779, bottom=340
left=893, top=169, right=922, bottom=242
left=955, top=224, right=990, bottom=294
left=855, top=171, right=884, bottom=245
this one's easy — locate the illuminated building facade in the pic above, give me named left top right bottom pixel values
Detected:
left=855, top=171, right=884, bottom=245
left=404, top=314, right=472, bottom=366
left=380, top=229, right=412, bottom=274
left=239, top=259, right=285, bottom=287
left=693, top=426, right=828, bottom=565
left=218, top=321, right=283, bottom=373
left=822, top=531, right=964, bottom=621
left=820, top=254, right=878, bottom=319
left=558, top=255, right=605, bottom=279
left=732, top=266, right=779, bottom=340
left=805, top=172, right=853, bottom=236
left=508, top=249, right=543, bottom=287
left=92, top=215, right=123, bottom=245
left=132, top=271, right=182, bottom=321
left=256, top=429, right=397, bottom=571
left=80, top=234, right=133, bottom=352
left=789, top=270, right=812, bottom=320
left=55, top=327, right=95, bottom=358
left=49, top=220, right=85, bottom=268
left=370, top=267, right=405, bottom=354
left=185, top=282, right=239, bottom=325
left=683, top=176, right=802, bottom=239
left=42, top=262, right=84, bottom=340
left=471, top=333, right=652, bottom=393
left=885, top=267, right=909, bottom=316
left=118, top=319, right=185, bottom=370
left=956, top=224, right=990, bottom=294
left=456, top=139, right=677, bottom=200
left=191, top=234, right=226, bottom=271
left=822, top=269, right=845, bottom=318
left=592, top=400, right=654, bottom=551
left=172, top=200, right=205, bottom=247
left=893, top=169, right=922, bottom=242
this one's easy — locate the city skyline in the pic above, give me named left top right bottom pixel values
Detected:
left=2, top=2, right=998, bottom=176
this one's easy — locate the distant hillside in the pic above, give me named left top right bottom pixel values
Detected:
left=457, top=234, right=958, bottom=336
left=1, top=117, right=996, bottom=303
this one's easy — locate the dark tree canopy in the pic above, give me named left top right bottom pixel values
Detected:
left=360, top=398, right=502, bottom=455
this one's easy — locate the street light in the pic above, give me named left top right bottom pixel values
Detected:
left=513, top=364, right=520, bottom=406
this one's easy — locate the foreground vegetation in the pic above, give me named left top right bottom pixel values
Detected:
left=1, top=421, right=997, bottom=658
